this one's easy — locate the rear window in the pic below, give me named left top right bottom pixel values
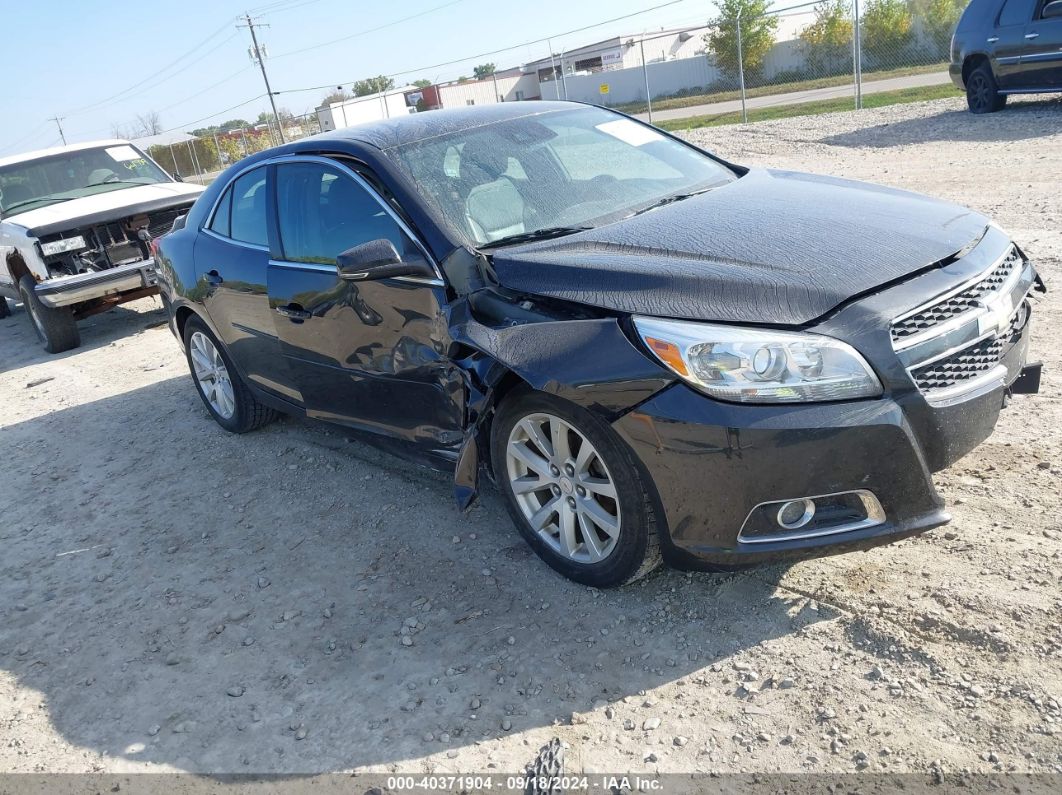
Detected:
left=957, top=0, right=1000, bottom=31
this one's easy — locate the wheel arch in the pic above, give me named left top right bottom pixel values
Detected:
left=962, top=53, right=990, bottom=85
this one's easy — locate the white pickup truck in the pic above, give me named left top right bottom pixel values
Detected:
left=0, top=140, right=204, bottom=352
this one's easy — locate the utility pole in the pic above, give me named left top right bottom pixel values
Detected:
left=239, top=14, right=286, bottom=143
left=50, top=116, right=67, bottom=145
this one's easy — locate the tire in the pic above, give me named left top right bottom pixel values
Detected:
left=182, top=315, right=278, bottom=433
left=0, top=296, right=10, bottom=319
left=18, top=275, right=80, bottom=353
left=491, top=389, right=662, bottom=587
left=966, top=64, right=1007, bottom=114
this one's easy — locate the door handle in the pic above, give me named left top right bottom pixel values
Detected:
left=205, top=269, right=223, bottom=286
left=1025, top=32, right=1039, bottom=39
left=275, top=303, right=311, bottom=321
left=987, top=36, right=999, bottom=43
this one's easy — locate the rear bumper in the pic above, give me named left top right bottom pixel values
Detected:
left=612, top=331, right=1037, bottom=570
left=949, top=62, right=965, bottom=90
left=35, top=260, right=158, bottom=308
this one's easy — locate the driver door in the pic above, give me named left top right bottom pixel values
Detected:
left=266, top=158, right=465, bottom=455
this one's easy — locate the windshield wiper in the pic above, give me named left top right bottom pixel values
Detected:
left=630, top=186, right=717, bottom=217
left=85, top=179, right=151, bottom=187
left=1, top=196, right=75, bottom=214
left=478, top=225, right=593, bottom=250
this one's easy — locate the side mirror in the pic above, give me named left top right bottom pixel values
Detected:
left=172, top=172, right=184, bottom=183
left=1044, top=0, right=1062, bottom=18
left=337, top=239, right=435, bottom=282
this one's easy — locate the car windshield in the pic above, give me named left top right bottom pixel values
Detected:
left=0, top=144, right=171, bottom=218
left=387, top=106, right=737, bottom=247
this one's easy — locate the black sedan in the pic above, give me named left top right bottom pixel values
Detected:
left=155, top=101, right=1043, bottom=587
left=951, top=0, right=1062, bottom=113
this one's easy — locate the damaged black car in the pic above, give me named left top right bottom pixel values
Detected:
left=155, top=101, right=1044, bottom=587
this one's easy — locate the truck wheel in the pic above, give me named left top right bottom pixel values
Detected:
left=966, top=64, right=1006, bottom=114
left=182, top=315, right=278, bottom=433
left=491, top=389, right=662, bottom=587
left=18, top=275, right=80, bottom=353
left=0, top=296, right=10, bottom=319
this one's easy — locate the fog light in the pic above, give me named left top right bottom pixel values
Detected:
left=777, top=499, right=815, bottom=530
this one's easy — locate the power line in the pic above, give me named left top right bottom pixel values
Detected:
left=270, top=0, right=468, bottom=59
left=49, top=117, right=67, bottom=146
left=273, top=0, right=694, bottom=96
left=62, top=22, right=237, bottom=117
left=0, top=121, right=53, bottom=156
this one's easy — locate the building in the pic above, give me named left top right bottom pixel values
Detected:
left=410, top=69, right=540, bottom=110
left=316, top=86, right=415, bottom=132
left=522, top=28, right=710, bottom=84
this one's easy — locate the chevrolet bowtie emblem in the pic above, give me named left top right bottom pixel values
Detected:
left=977, top=296, right=1014, bottom=338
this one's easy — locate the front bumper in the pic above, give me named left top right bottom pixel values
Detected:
left=612, top=303, right=1037, bottom=570
left=35, top=260, right=158, bottom=308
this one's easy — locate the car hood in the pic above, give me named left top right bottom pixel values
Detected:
left=489, top=168, right=989, bottom=325
left=7, top=182, right=205, bottom=237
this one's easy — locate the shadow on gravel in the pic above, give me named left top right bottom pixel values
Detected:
left=0, top=378, right=830, bottom=775
left=0, top=298, right=169, bottom=376
left=820, top=98, right=1062, bottom=149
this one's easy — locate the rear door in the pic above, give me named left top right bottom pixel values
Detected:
left=992, top=0, right=1038, bottom=86
left=266, top=156, right=464, bottom=455
left=194, top=165, right=298, bottom=402
left=1021, top=1, right=1062, bottom=87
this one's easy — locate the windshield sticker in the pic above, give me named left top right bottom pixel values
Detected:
left=106, top=145, right=141, bottom=162
left=595, top=119, right=665, bottom=147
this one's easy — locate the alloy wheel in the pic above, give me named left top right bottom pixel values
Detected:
left=505, top=412, right=621, bottom=564
left=189, top=331, right=236, bottom=419
left=969, top=73, right=991, bottom=112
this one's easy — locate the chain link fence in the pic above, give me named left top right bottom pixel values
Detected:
left=141, top=0, right=963, bottom=181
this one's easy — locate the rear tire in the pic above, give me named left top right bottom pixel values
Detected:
left=182, top=315, right=278, bottom=433
left=966, top=64, right=1006, bottom=114
left=491, top=389, right=662, bottom=587
left=18, top=275, right=80, bottom=353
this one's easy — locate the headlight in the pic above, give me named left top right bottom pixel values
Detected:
left=633, top=317, right=882, bottom=403
left=40, top=235, right=87, bottom=257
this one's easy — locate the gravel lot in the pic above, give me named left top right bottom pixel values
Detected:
left=1, top=96, right=1060, bottom=780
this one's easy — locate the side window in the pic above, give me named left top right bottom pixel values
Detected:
left=229, top=169, right=268, bottom=247
left=999, top=0, right=1036, bottom=25
left=275, top=161, right=418, bottom=265
left=208, top=186, right=232, bottom=237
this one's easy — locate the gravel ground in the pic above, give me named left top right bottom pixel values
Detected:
left=1, top=96, right=1060, bottom=780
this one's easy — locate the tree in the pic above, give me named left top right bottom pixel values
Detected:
left=110, top=110, right=164, bottom=140
left=352, top=75, right=395, bottom=96
left=800, top=0, right=852, bottom=76
left=473, top=63, right=496, bottom=79
left=861, top=0, right=913, bottom=68
left=319, top=89, right=352, bottom=106
left=412, top=78, right=433, bottom=89
left=909, top=0, right=965, bottom=59
left=704, top=0, right=778, bottom=83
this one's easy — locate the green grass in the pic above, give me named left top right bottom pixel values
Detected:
left=655, top=83, right=958, bottom=131
left=612, top=62, right=949, bottom=116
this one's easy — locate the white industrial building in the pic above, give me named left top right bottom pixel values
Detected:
left=316, top=86, right=416, bottom=132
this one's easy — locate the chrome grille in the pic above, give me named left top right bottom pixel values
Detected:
left=909, top=336, right=1005, bottom=392
left=891, top=247, right=1021, bottom=343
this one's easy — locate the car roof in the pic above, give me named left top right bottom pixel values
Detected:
left=0, top=139, right=133, bottom=169
left=304, top=100, right=593, bottom=151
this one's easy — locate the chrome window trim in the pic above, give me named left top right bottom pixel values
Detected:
left=737, top=489, right=886, bottom=545
left=201, top=227, right=269, bottom=253
left=266, top=257, right=444, bottom=287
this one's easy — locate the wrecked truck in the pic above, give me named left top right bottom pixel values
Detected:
left=154, top=101, right=1044, bottom=587
left=0, top=140, right=204, bottom=352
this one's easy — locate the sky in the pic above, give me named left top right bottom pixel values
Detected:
left=0, top=0, right=742, bottom=155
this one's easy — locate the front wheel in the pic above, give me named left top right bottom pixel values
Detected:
left=18, top=275, right=80, bottom=353
left=182, top=315, right=278, bottom=433
left=491, top=390, right=661, bottom=587
left=966, top=64, right=1006, bottom=114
